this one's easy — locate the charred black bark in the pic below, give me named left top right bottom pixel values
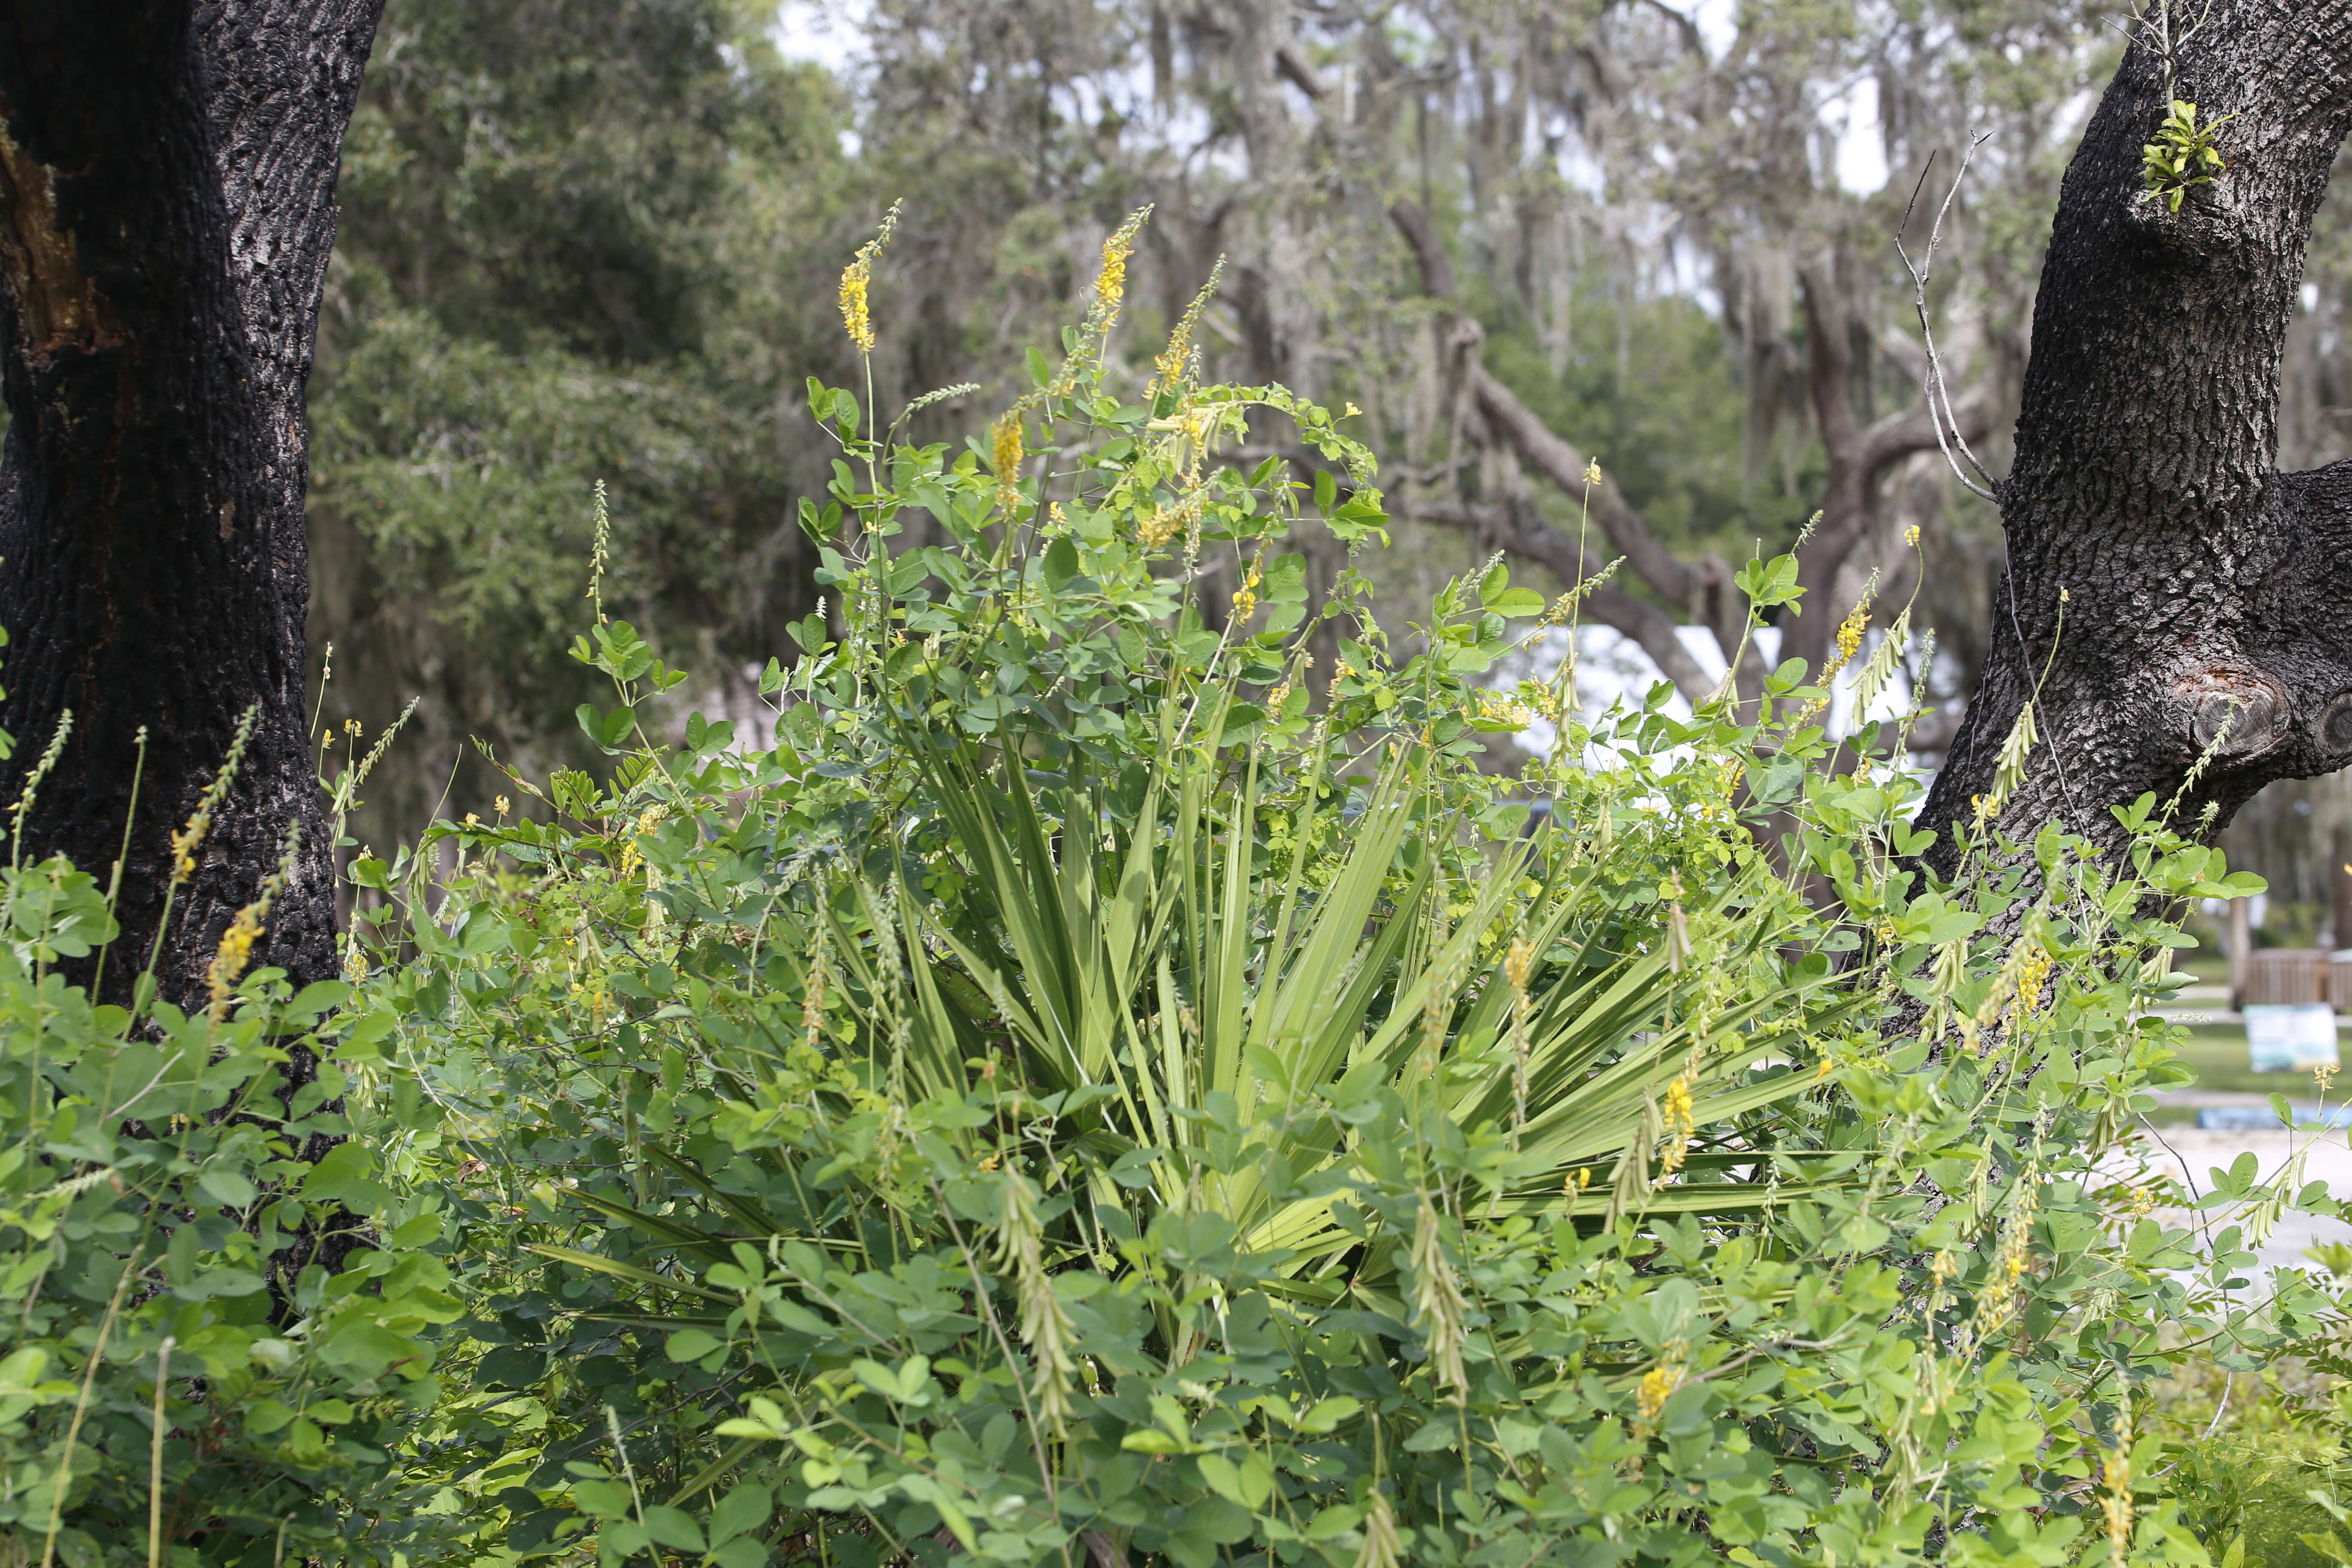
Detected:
left=1921, top=3, right=2352, bottom=856
left=0, top=0, right=380, bottom=1007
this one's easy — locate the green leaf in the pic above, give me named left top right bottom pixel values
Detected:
left=1735, top=553, right=1803, bottom=609
left=1486, top=587, right=1545, bottom=617
left=1044, top=537, right=1080, bottom=591
left=708, top=1484, right=772, bottom=1544
left=302, top=1143, right=391, bottom=1215
left=197, top=1169, right=258, bottom=1209
left=666, top=1328, right=724, bottom=1364
left=642, top=1506, right=706, bottom=1553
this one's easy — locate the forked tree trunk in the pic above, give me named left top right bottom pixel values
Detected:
left=0, top=0, right=380, bottom=1006
left=1922, top=3, right=2352, bottom=855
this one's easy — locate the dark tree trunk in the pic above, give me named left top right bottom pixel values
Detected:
left=0, top=0, right=380, bottom=1007
left=1921, top=4, right=2352, bottom=855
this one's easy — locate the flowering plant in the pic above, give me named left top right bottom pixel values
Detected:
left=336, top=208, right=2308, bottom=1568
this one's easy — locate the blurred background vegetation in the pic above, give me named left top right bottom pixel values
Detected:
left=305, top=0, right=2352, bottom=911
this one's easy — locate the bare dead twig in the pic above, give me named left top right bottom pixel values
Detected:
left=1895, top=134, right=2002, bottom=505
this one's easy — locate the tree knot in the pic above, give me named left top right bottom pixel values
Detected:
left=2176, top=666, right=2288, bottom=762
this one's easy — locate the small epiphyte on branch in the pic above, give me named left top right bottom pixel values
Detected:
left=2141, top=99, right=2234, bottom=213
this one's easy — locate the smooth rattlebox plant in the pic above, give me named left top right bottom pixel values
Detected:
left=330, top=212, right=2347, bottom=1568
left=0, top=857, right=465, bottom=1568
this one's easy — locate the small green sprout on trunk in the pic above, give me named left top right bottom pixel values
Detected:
left=2142, top=98, right=2234, bottom=212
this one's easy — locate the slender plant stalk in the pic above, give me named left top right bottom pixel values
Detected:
left=39, top=1248, right=141, bottom=1568
left=90, top=726, right=150, bottom=1002
left=147, top=1335, right=173, bottom=1568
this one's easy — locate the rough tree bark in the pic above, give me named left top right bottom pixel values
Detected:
left=1919, top=3, right=2352, bottom=854
left=0, top=0, right=380, bottom=1008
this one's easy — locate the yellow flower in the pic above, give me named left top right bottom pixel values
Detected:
left=836, top=200, right=903, bottom=355
left=1095, top=217, right=1138, bottom=318
left=1230, top=557, right=1264, bottom=625
left=1152, top=257, right=1224, bottom=394
left=464, top=812, right=481, bottom=828
left=1474, top=690, right=1533, bottom=730
left=495, top=795, right=511, bottom=818
left=839, top=266, right=871, bottom=353
left=208, top=904, right=264, bottom=1013
left=1636, top=1344, right=1686, bottom=1422
left=1660, top=1074, right=1696, bottom=1173
left=1583, top=457, right=1603, bottom=486
left=206, top=821, right=303, bottom=1017
left=1822, top=594, right=1874, bottom=683
left=1904, top=524, right=1922, bottom=547
left=993, top=415, right=1025, bottom=510
left=2010, top=942, right=2053, bottom=1026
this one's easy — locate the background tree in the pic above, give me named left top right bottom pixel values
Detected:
left=309, top=0, right=848, bottom=854
left=0, top=0, right=382, bottom=1001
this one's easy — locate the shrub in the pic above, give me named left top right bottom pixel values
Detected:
left=0, top=824, right=459, bottom=1563
left=337, top=217, right=2296, bottom=1567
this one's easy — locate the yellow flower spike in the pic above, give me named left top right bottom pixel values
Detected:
left=463, top=812, right=480, bottom=828
left=1093, top=208, right=1146, bottom=321
left=207, top=818, right=300, bottom=1020
left=494, top=795, right=511, bottom=819
left=1152, top=257, right=1225, bottom=396
left=1819, top=577, right=1878, bottom=686
left=1660, top=1075, right=1696, bottom=1173
left=208, top=905, right=265, bottom=1015
left=992, top=415, right=1026, bottom=511
left=1904, top=524, right=1922, bottom=547
left=1583, top=457, right=1603, bottom=486
left=1636, top=1340, right=1687, bottom=1423
left=836, top=199, right=904, bottom=356
left=839, top=266, right=870, bottom=354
